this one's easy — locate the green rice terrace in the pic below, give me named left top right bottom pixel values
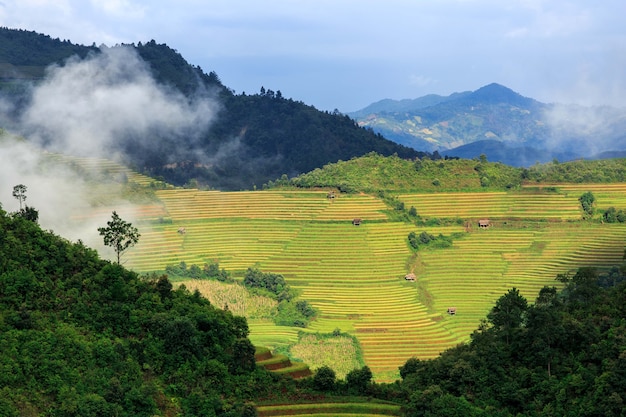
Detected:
left=62, top=155, right=626, bottom=382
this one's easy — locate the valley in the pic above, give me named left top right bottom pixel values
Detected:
left=62, top=155, right=626, bottom=381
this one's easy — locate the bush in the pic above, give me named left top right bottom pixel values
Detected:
left=313, top=366, right=336, bottom=391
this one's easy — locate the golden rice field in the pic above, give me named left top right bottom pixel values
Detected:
left=119, top=185, right=626, bottom=381
left=288, top=334, right=362, bottom=379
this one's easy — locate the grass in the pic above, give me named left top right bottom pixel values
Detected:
left=288, top=333, right=363, bottom=379
left=256, top=402, right=401, bottom=417
left=175, top=279, right=277, bottom=319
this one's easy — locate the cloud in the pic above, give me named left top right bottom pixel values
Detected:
left=1, top=44, right=221, bottom=260
left=21, top=45, right=219, bottom=158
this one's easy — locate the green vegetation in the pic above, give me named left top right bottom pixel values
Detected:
left=398, top=267, right=626, bottom=416
left=165, top=260, right=232, bottom=282
left=3, top=151, right=626, bottom=415
left=288, top=332, right=364, bottom=379
left=407, top=231, right=454, bottom=251
left=286, top=153, right=626, bottom=194
left=579, top=191, right=596, bottom=219
left=1, top=28, right=420, bottom=191
left=0, top=203, right=274, bottom=416
left=97, top=211, right=141, bottom=264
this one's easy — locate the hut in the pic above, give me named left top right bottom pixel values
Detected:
left=404, top=273, right=416, bottom=282
left=352, top=218, right=362, bottom=226
left=447, top=307, right=457, bottom=315
left=177, top=227, right=186, bottom=235
left=478, top=219, right=491, bottom=228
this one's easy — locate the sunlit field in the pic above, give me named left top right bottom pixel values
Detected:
left=119, top=184, right=626, bottom=381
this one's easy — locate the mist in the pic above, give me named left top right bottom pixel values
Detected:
left=1, top=45, right=221, bottom=261
left=21, top=46, right=218, bottom=158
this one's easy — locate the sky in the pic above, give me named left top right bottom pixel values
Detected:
left=1, top=0, right=625, bottom=111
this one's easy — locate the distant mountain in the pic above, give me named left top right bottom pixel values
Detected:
left=349, top=83, right=626, bottom=166
left=0, top=27, right=421, bottom=190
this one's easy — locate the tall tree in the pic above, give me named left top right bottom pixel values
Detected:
left=98, top=211, right=140, bottom=264
left=12, top=184, right=27, bottom=210
left=487, top=287, right=528, bottom=345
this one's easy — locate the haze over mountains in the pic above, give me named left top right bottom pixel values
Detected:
left=0, top=27, right=419, bottom=191
left=2, top=26, right=626, bottom=192
left=349, top=83, right=626, bottom=166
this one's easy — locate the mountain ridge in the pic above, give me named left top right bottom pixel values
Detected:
left=349, top=83, right=626, bottom=165
left=0, top=27, right=422, bottom=190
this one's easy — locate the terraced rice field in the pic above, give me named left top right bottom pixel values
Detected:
left=44, top=153, right=157, bottom=186
left=123, top=184, right=626, bottom=381
left=256, top=402, right=401, bottom=417
left=398, top=191, right=582, bottom=220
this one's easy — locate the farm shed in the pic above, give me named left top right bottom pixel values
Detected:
left=404, top=273, right=416, bottom=281
left=478, top=219, right=491, bottom=228
left=352, top=218, right=362, bottom=226
left=447, top=307, right=457, bottom=315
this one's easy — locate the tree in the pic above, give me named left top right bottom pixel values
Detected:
left=345, top=365, right=372, bottom=394
left=98, top=211, right=140, bottom=264
left=313, top=365, right=336, bottom=391
left=487, top=287, right=528, bottom=345
left=12, top=184, right=27, bottom=210
left=399, top=357, right=421, bottom=379
left=579, top=191, right=596, bottom=219
left=17, top=205, right=39, bottom=223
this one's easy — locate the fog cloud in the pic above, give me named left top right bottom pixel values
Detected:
left=1, top=45, right=221, bottom=260
left=21, top=46, right=218, bottom=158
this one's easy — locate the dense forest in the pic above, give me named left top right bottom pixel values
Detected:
left=0, top=28, right=422, bottom=190
left=0, top=203, right=273, bottom=416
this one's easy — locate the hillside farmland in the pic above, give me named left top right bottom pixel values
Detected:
left=120, top=185, right=626, bottom=381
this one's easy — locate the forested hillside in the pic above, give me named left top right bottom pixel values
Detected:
left=398, top=268, right=626, bottom=416
left=0, top=27, right=421, bottom=190
left=284, top=152, right=626, bottom=193
left=0, top=204, right=270, bottom=416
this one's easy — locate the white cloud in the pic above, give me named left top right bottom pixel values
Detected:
left=21, top=46, right=219, bottom=157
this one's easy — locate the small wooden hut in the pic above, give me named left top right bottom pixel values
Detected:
left=478, top=219, right=491, bottom=228
left=352, top=218, right=362, bottom=226
left=404, top=273, right=416, bottom=282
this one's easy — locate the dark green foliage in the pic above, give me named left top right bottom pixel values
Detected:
left=399, top=357, right=421, bottom=380
left=243, top=268, right=291, bottom=301
left=1, top=28, right=419, bottom=191
left=486, top=287, right=528, bottom=345
left=0, top=27, right=97, bottom=67
left=579, top=191, right=596, bottom=219
left=13, top=205, right=39, bottom=223
left=408, top=231, right=453, bottom=251
left=602, top=207, right=626, bottom=223
left=274, top=300, right=317, bottom=328
left=399, top=267, right=626, bottom=416
left=0, top=207, right=267, bottom=415
left=313, top=366, right=337, bottom=391
left=345, top=366, right=373, bottom=395
left=165, top=261, right=232, bottom=282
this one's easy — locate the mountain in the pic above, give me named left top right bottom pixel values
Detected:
left=349, top=83, right=626, bottom=165
left=0, top=27, right=422, bottom=190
